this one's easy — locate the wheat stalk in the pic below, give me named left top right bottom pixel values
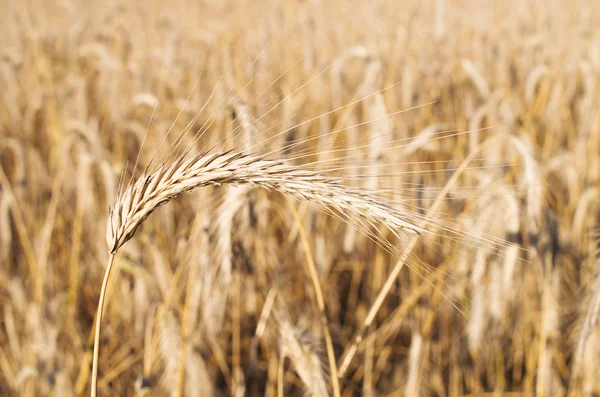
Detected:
left=91, top=150, right=421, bottom=396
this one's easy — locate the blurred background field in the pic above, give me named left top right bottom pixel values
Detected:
left=1, top=0, right=600, bottom=396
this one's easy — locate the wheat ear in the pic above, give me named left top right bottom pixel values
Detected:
left=90, top=150, right=421, bottom=396
left=106, top=151, right=421, bottom=253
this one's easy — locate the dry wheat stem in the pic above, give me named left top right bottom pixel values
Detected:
left=91, top=253, right=115, bottom=397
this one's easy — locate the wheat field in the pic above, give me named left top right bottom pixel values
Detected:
left=1, top=0, right=600, bottom=396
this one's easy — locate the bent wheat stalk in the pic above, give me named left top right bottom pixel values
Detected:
left=91, top=150, right=421, bottom=396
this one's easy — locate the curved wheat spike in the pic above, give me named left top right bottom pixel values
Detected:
left=525, top=65, right=548, bottom=105
left=572, top=187, right=600, bottom=244
left=278, top=317, right=328, bottom=397
left=461, top=59, right=490, bottom=98
left=106, top=151, right=421, bottom=254
left=91, top=150, right=421, bottom=396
